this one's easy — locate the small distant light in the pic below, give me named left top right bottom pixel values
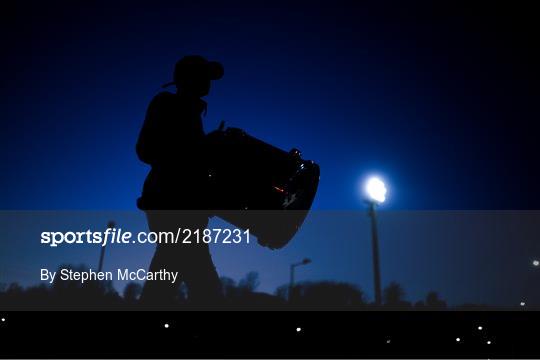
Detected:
left=456, top=337, right=461, bottom=342
left=533, top=260, right=539, bottom=267
left=477, top=326, right=483, bottom=330
left=1, top=318, right=5, bottom=322
left=520, top=301, right=526, bottom=307
left=386, top=338, right=391, bottom=344
left=164, top=323, right=169, bottom=329
left=487, top=340, right=492, bottom=345
left=296, top=327, right=302, bottom=332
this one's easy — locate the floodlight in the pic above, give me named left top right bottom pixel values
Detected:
left=365, top=176, right=387, bottom=203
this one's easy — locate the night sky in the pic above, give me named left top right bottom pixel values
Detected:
left=1, top=1, right=539, bottom=306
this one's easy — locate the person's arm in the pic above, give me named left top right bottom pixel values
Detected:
left=136, top=93, right=172, bottom=165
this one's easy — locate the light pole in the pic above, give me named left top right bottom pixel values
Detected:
left=98, top=220, right=116, bottom=272
left=289, top=258, right=312, bottom=302
left=364, top=176, right=387, bottom=306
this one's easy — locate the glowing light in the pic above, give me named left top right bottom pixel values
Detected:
left=456, top=337, right=461, bottom=342
left=296, top=327, right=302, bottom=332
left=533, top=260, right=539, bottom=267
left=477, top=326, right=483, bottom=331
left=520, top=301, right=526, bottom=307
left=365, top=176, right=387, bottom=204
left=164, top=323, right=169, bottom=328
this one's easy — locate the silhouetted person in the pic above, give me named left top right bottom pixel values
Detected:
left=136, top=55, right=224, bottom=308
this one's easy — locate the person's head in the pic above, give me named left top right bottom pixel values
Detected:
left=163, top=55, right=224, bottom=97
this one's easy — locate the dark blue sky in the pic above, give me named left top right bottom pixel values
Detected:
left=1, top=1, right=539, bottom=305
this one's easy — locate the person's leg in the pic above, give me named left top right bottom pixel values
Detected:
left=139, top=212, right=185, bottom=308
left=139, top=212, right=222, bottom=308
left=180, top=241, right=223, bottom=308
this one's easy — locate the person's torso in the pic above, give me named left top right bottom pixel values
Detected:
left=139, top=92, right=209, bottom=209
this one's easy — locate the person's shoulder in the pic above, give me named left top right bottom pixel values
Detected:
left=147, top=91, right=176, bottom=111
left=151, top=91, right=176, bottom=103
